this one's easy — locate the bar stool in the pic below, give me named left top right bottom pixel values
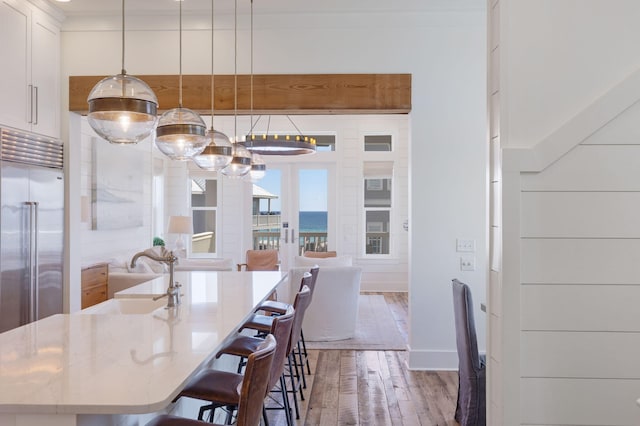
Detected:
left=148, top=334, right=276, bottom=426
left=258, top=267, right=319, bottom=380
left=240, top=281, right=313, bottom=420
left=214, top=306, right=295, bottom=426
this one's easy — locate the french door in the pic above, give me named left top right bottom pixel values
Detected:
left=252, top=163, right=334, bottom=271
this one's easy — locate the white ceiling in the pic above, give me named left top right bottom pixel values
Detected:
left=46, top=0, right=481, bottom=16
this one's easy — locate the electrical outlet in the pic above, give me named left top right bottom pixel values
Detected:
left=460, top=256, right=475, bottom=271
left=456, top=239, right=476, bottom=252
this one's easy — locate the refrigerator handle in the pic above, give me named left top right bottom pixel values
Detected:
left=25, top=201, right=39, bottom=323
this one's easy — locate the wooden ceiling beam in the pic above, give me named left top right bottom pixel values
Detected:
left=69, top=73, right=411, bottom=115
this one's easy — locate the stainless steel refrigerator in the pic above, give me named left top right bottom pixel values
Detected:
left=0, top=127, right=64, bottom=333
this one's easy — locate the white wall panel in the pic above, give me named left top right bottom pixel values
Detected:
left=489, top=270, right=501, bottom=316
left=522, top=331, right=640, bottom=378
left=582, top=99, right=640, bottom=145
left=522, top=284, right=640, bottom=332
left=489, top=313, right=501, bottom=363
left=521, top=239, right=640, bottom=284
left=521, top=378, right=640, bottom=425
left=521, top=192, right=640, bottom=238
left=521, top=145, right=640, bottom=191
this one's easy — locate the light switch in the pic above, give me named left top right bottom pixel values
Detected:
left=456, top=238, right=476, bottom=252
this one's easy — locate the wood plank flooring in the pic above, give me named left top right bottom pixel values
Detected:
left=265, top=292, right=459, bottom=426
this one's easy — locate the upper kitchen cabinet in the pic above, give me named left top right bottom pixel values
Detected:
left=0, top=0, right=61, bottom=139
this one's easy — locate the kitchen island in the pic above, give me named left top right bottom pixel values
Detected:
left=0, top=270, right=287, bottom=426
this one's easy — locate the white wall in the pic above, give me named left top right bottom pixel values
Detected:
left=60, top=1, right=487, bottom=370
left=492, top=1, right=640, bottom=424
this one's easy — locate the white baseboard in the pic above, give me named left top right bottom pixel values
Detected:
left=406, top=347, right=458, bottom=370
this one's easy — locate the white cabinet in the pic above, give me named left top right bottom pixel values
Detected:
left=0, top=0, right=60, bottom=138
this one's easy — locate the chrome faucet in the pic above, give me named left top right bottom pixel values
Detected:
left=130, top=247, right=181, bottom=308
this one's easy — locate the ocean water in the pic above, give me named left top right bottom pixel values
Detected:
left=299, top=211, right=327, bottom=232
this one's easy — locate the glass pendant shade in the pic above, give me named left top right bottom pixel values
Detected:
left=192, top=129, right=233, bottom=171
left=155, top=107, right=208, bottom=160
left=87, top=73, right=158, bottom=144
left=247, top=152, right=266, bottom=182
left=221, top=142, right=252, bottom=178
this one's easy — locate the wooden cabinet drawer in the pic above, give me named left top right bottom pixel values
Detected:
left=82, top=285, right=107, bottom=309
left=81, top=263, right=109, bottom=309
left=81, top=263, right=108, bottom=289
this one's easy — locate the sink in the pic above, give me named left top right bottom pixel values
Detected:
left=80, top=298, right=168, bottom=315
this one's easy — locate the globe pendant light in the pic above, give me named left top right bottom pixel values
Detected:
left=155, top=0, right=207, bottom=161
left=222, top=141, right=252, bottom=178
left=247, top=152, right=266, bottom=183
left=87, top=0, right=158, bottom=144
left=221, top=0, right=251, bottom=178
left=192, top=0, right=232, bottom=172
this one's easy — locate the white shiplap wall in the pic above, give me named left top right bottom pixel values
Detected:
left=518, top=125, right=640, bottom=424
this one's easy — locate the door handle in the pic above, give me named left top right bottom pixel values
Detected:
left=25, top=202, right=39, bottom=322
left=284, top=228, right=288, bottom=244
left=291, top=229, right=295, bottom=244
left=28, top=85, right=34, bottom=124
left=33, top=86, right=38, bottom=125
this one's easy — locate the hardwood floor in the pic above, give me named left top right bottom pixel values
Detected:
left=265, top=292, right=460, bottom=426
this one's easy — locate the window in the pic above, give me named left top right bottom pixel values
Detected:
left=310, top=134, right=336, bottom=152
left=363, top=161, right=393, bottom=256
left=190, top=177, right=218, bottom=257
left=364, top=134, right=392, bottom=152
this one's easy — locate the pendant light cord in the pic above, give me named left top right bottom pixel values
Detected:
left=210, top=0, right=215, bottom=128
left=121, top=0, right=126, bottom=74
left=233, top=0, right=238, bottom=141
left=178, top=0, right=183, bottom=108
left=250, top=0, right=254, bottom=135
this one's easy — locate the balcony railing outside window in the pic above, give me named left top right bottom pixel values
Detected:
left=252, top=230, right=328, bottom=255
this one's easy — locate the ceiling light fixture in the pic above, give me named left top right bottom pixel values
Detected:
left=243, top=0, right=315, bottom=157
left=192, top=0, right=233, bottom=171
left=245, top=0, right=266, bottom=183
left=246, top=115, right=317, bottom=155
left=155, top=0, right=208, bottom=160
left=86, top=0, right=158, bottom=144
left=221, top=0, right=251, bottom=178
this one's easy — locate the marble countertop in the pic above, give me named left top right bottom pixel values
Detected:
left=0, top=271, right=286, bottom=415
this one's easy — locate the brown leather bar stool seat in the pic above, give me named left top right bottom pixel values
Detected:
left=151, top=334, right=277, bottom=426
left=238, top=280, right=313, bottom=420
left=258, top=266, right=319, bottom=314
left=216, top=306, right=296, bottom=425
left=256, top=267, right=319, bottom=381
left=146, top=415, right=209, bottom=426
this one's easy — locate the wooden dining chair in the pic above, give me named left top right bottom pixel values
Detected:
left=237, top=249, right=280, bottom=271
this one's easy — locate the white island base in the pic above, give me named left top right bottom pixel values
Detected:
left=0, top=271, right=287, bottom=426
